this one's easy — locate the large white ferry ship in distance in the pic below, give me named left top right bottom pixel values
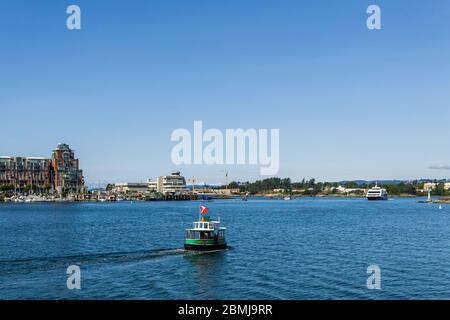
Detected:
left=366, top=184, right=388, bottom=200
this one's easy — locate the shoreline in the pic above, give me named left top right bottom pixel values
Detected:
left=1, top=194, right=445, bottom=204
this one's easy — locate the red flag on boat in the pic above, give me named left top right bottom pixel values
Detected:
left=199, top=205, right=209, bottom=215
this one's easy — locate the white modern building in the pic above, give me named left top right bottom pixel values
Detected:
left=423, top=182, right=450, bottom=191
left=113, top=172, right=190, bottom=196
left=423, top=182, right=437, bottom=191
left=148, top=180, right=158, bottom=192
left=148, top=171, right=190, bottom=196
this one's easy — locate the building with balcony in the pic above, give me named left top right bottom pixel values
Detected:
left=148, top=180, right=158, bottom=192
left=0, top=156, right=51, bottom=192
left=148, top=171, right=190, bottom=196
left=0, top=143, right=84, bottom=194
left=51, top=143, right=84, bottom=194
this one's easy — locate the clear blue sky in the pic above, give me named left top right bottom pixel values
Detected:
left=1, top=0, right=450, bottom=186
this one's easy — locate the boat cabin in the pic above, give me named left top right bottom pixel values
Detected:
left=185, top=220, right=226, bottom=241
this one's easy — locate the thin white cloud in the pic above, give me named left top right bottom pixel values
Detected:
left=429, top=165, right=450, bottom=170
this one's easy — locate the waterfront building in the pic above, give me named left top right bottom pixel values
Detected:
left=158, top=171, right=189, bottom=195
left=148, top=171, right=190, bottom=196
left=51, top=144, right=84, bottom=194
left=0, top=156, right=52, bottom=191
left=112, top=182, right=149, bottom=194
left=148, top=180, right=158, bottom=192
left=335, top=185, right=366, bottom=195
left=423, top=183, right=437, bottom=191
left=213, top=188, right=240, bottom=195
left=419, top=182, right=450, bottom=192
left=0, top=143, right=84, bottom=194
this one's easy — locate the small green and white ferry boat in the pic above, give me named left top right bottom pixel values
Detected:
left=184, top=206, right=227, bottom=251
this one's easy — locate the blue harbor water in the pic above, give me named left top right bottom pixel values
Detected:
left=0, top=198, right=449, bottom=299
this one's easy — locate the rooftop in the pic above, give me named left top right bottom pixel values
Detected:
left=55, top=143, right=71, bottom=151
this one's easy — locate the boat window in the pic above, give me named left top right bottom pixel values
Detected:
left=190, top=231, right=199, bottom=239
left=186, top=230, right=200, bottom=239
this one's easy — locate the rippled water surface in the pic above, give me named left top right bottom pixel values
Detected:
left=1, top=198, right=449, bottom=299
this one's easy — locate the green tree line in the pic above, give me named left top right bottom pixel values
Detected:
left=227, top=179, right=449, bottom=196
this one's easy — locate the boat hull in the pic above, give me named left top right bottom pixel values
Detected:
left=184, top=243, right=227, bottom=251
left=184, top=239, right=227, bottom=251
left=367, top=196, right=388, bottom=201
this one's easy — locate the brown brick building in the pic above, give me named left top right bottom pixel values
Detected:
left=0, top=143, right=84, bottom=194
left=51, top=143, right=84, bottom=194
left=0, top=157, right=52, bottom=192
